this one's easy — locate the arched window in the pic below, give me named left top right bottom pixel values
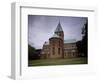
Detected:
left=53, top=47, right=55, bottom=55
left=58, top=48, right=60, bottom=55
left=59, top=40, right=60, bottom=47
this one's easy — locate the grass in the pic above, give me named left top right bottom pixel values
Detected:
left=28, top=57, right=88, bottom=66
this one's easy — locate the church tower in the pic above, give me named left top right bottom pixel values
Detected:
left=49, top=21, right=64, bottom=58
left=54, top=21, right=64, bottom=41
left=49, top=34, right=63, bottom=58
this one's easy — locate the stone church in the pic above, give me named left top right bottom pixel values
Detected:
left=41, top=22, right=78, bottom=59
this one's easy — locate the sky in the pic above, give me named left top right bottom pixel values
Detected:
left=28, top=15, right=87, bottom=49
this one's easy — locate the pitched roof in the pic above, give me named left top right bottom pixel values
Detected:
left=44, top=41, right=49, bottom=45
left=64, top=39, right=76, bottom=43
left=51, top=33, right=60, bottom=38
left=55, top=22, right=63, bottom=32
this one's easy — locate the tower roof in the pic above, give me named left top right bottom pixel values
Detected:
left=64, top=39, right=76, bottom=43
left=52, top=33, right=60, bottom=38
left=51, top=33, right=60, bottom=38
left=55, top=22, right=63, bottom=32
left=44, top=41, right=49, bottom=45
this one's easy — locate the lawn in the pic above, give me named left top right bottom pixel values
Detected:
left=28, top=57, right=88, bottom=66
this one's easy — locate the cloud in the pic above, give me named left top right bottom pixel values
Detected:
left=28, top=15, right=87, bottom=49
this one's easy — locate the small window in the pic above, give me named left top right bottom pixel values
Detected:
left=59, top=40, right=60, bottom=46
left=73, top=52, right=75, bottom=56
left=53, top=47, right=55, bottom=55
left=58, top=48, right=60, bottom=55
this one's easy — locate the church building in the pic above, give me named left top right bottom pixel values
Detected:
left=41, top=22, right=78, bottom=59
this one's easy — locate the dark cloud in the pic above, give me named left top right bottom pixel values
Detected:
left=28, top=15, right=87, bottom=49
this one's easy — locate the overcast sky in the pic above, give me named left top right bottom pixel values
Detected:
left=28, top=15, right=87, bottom=49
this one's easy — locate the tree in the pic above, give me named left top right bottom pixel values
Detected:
left=81, top=20, right=88, bottom=57
left=76, top=40, right=82, bottom=56
left=76, top=19, right=88, bottom=57
left=28, top=44, right=36, bottom=60
left=28, top=44, right=41, bottom=60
